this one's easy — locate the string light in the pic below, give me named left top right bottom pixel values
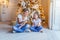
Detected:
left=0, top=0, right=9, bottom=7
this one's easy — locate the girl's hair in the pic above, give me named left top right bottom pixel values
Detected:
left=33, top=11, right=40, bottom=18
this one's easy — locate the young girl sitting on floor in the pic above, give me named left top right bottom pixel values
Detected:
left=30, top=11, right=43, bottom=32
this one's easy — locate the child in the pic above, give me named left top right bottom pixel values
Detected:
left=12, top=8, right=30, bottom=33
left=30, top=11, right=43, bottom=32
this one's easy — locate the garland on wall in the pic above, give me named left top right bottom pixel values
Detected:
left=16, top=0, right=45, bottom=23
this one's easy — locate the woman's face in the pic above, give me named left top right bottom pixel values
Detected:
left=33, top=13, right=38, bottom=19
left=23, top=11, right=29, bottom=16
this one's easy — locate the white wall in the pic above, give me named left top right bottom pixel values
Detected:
left=0, top=0, right=18, bottom=22
left=49, top=0, right=52, bottom=29
left=52, top=0, right=60, bottom=30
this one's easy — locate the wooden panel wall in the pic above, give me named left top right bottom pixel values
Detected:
left=41, top=0, right=50, bottom=28
left=0, top=3, right=1, bottom=21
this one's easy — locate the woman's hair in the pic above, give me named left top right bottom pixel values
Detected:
left=23, top=8, right=29, bottom=12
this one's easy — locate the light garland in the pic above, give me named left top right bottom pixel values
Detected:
left=0, top=0, right=9, bottom=7
left=17, top=0, right=45, bottom=21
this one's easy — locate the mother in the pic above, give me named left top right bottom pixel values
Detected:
left=12, top=8, right=30, bottom=33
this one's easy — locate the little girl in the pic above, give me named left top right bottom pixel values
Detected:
left=30, top=11, right=43, bottom=32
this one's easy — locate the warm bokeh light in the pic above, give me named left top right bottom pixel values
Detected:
left=0, top=0, right=9, bottom=7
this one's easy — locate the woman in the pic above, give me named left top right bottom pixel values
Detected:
left=12, top=8, right=30, bottom=33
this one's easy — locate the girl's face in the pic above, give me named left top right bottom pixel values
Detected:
left=33, top=13, right=38, bottom=19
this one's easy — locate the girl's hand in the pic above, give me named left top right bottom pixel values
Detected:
left=37, top=22, right=41, bottom=26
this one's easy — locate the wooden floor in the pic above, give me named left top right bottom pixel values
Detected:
left=0, top=22, right=11, bottom=25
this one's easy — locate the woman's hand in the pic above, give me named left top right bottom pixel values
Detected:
left=22, top=21, right=27, bottom=24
